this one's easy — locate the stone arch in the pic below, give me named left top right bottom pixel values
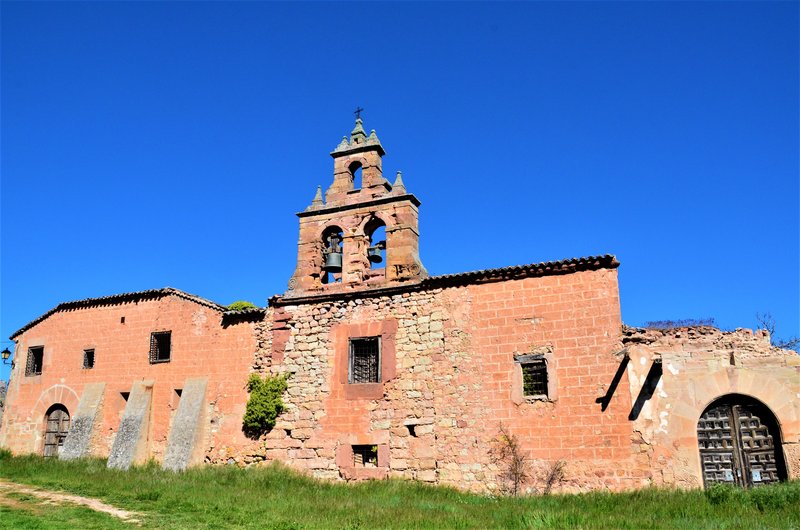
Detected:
left=42, top=403, right=71, bottom=457
left=348, top=160, right=364, bottom=190
left=697, top=394, right=787, bottom=487
left=662, top=370, right=799, bottom=486
left=321, top=225, right=344, bottom=285
left=355, top=212, right=394, bottom=234
left=30, top=384, right=80, bottom=455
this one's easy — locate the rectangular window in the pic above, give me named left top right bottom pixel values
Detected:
left=83, top=349, right=95, bottom=369
left=352, top=445, right=378, bottom=467
left=149, top=331, right=171, bottom=364
left=25, top=346, right=44, bottom=376
left=349, top=337, right=380, bottom=384
left=521, top=357, right=548, bottom=397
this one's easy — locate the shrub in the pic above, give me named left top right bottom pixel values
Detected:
left=228, top=301, right=258, bottom=312
left=749, top=482, right=800, bottom=512
left=243, top=373, right=289, bottom=438
left=0, top=447, right=11, bottom=460
left=705, top=482, right=737, bottom=505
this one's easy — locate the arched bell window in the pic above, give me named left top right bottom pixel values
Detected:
left=349, top=161, right=363, bottom=190
left=365, top=218, right=386, bottom=270
left=321, top=226, right=344, bottom=284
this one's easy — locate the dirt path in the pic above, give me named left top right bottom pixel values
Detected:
left=0, top=479, right=142, bottom=523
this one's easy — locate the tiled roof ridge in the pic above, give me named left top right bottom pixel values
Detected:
left=10, top=287, right=226, bottom=339
left=424, top=254, right=619, bottom=286
left=273, top=254, right=618, bottom=305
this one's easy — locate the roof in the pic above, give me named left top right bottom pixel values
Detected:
left=10, top=287, right=227, bottom=340
left=273, top=254, right=619, bottom=305
left=424, top=254, right=619, bottom=287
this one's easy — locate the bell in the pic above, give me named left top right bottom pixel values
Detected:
left=367, top=246, right=383, bottom=264
left=323, top=251, right=342, bottom=272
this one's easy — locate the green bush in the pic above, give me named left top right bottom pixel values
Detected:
left=705, top=482, right=738, bottom=505
left=749, top=481, right=800, bottom=512
left=0, top=447, right=11, bottom=460
left=243, top=373, right=289, bottom=438
left=228, top=300, right=258, bottom=311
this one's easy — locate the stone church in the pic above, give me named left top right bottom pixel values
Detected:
left=1, top=119, right=798, bottom=493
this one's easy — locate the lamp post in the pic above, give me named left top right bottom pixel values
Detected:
left=1, top=348, right=10, bottom=365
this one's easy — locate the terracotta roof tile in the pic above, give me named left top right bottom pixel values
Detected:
left=10, top=287, right=226, bottom=339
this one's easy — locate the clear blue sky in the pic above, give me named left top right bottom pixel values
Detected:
left=2, top=2, right=798, bottom=378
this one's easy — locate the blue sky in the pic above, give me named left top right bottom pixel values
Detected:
left=1, top=2, right=798, bottom=378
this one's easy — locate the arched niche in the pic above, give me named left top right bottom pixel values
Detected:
left=321, top=225, right=344, bottom=284
left=364, top=217, right=386, bottom=270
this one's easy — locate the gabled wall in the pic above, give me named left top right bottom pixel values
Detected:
left=0, top=295, right=257, bottom=462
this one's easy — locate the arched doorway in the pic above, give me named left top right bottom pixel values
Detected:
left=43, top=404, right=70, bottom=458
left=697, top=395, right=787, bottom=488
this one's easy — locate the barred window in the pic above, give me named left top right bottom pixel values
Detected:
left=149, top=331, right=171, bottom=364
left=83, top=349, right=95, bottom=369
left=25, top=346, right=44, bottom=376
left=521, top=357, right=548, bottom=397
left=349, top=337, right=380, bottom=384
left=353, top=445, right=378, bottom=467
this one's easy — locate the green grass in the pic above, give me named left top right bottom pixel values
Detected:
left=0, top=452, right=798, bottom=529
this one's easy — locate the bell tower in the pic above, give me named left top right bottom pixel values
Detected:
left=286, top=117, right=427, bottom=296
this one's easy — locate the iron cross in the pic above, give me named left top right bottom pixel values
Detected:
left=354, top=107, right=364, bottom=120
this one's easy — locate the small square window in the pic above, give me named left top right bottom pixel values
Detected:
left=25, top=346, right=44, bottom=376
left=353, top=445, right=378, bottom=467
left=522, top=358, right=548, bottom=397
left=83, top=349, right=95, bottom=369
left=349, top=337, right=380, bottom=384
left=149, top=331, right=171, bottom=364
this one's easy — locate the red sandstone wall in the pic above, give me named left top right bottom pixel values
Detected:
left=466, top=269, right=639, bottom=490
left=235, top=267, right=641, bottom=493
left=0, top=296, right=256, bottom=459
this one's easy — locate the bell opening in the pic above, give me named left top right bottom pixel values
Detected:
left=321, top=226, right=344, bottom=284
left=365, top=220, right=386, bottom=270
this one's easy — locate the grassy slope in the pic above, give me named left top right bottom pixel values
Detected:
left=0, top=454, right=798, bottom=529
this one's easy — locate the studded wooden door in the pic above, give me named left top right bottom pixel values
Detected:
left=698, top=399, right=784, bottom=488
left=43, top=406, right=70, bottom=458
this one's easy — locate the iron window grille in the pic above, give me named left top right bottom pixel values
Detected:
left=353, top=445, right=378, bottom=467
left=83, top=349, right=95, bottom=369
left=25, top=346, right=44, bottom=376
left=349, top=337, right=380, bottom=384
left=149, top=331, right=172, bottom=364
left=518, top=355, right=548, bottom=397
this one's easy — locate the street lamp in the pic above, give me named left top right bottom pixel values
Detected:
left=1, top=348, right=11, bottom=365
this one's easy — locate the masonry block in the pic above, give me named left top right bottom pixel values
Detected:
left=163, top=377, right=208, bottom=471
left=107, top=380, right=153, bottom=470
left=60, top=382, right=105, bottom=460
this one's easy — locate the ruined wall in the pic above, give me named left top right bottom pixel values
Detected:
left=221, top=267, right=648, bottom=493
left=0, top=295, right=257, bottom=461
left=623, top=326, right=800, bottom=488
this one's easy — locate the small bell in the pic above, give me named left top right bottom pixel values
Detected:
left=367, top=247, right=383, bottom=264
left=367, top=240, right=386, bottom=264
left=323, top=251, right=343, bottom=272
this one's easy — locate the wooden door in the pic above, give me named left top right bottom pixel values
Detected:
left=43, top=406, right=70, bottom=458
left=698, top=398, right=784, bottom=488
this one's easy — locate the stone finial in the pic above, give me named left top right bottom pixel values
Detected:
left=392, top=171, right=406, bottom=194
left=368, top=129, right=380, bottom=142
left=336, top=136, right=349, bottom=150
left=350, top=118, right=367, bottom=144
left=311, top=185, right=324, bottom=206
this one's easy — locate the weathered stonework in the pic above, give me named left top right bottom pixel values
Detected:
left=622, top=326, right=800, bottom=487
left=1, top=119, right=797, bottom=494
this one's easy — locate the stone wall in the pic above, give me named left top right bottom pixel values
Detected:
left=220, top=267, right=651, bottom=493
left=622, top=325, right=800, bottom=488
